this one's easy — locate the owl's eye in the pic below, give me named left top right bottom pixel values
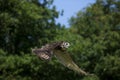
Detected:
left=65, top=42, right=70, bottom=46
left=65, top=43, right=68, bottom=45
left=63, top=42, right=70, bottom=48
left=61, top=42, right=70, bottom=48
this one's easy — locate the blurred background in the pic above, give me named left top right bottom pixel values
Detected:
left=0, top=0, right=120, bottom=80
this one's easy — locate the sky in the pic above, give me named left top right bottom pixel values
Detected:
left=53, top=0, right=96, bottom=27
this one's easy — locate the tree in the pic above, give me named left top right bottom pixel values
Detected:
left=0, top=0, right=70, bottom=80
left=0, top=0, right=60, bottom=54
left=1, top=0, right=120, bottom=80
left=68, top=0, right=120, bottom=80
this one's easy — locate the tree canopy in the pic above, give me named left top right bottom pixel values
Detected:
left=0, top=0, right=120, bottom=80
left=0, top=0, right=60, bottom=54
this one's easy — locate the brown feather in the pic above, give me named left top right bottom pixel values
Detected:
left=32, top=41, right=93, bottom=75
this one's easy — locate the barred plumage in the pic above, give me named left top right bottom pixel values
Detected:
left=32, top=41, right=92, bottom=76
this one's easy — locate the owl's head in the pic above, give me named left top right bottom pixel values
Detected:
left=61, top=42, right=70, bottom=49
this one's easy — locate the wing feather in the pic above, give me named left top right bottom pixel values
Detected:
left=32, top=48, right=52, bottom=60
left=54, top=50, right=89, bottom=75
left=32, top=41, right=93, bottom=76
left=32, top=42, right=62, bottom=60
left=41, top=41, right=63, bottom=50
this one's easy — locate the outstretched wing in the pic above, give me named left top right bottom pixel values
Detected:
left=32, top=48, right=53, bottom=60
left=40, top=41, right=63, bottom=50
left=54, top=50, right=89, bottom=75
left=32, top=41, right=63, bottom=60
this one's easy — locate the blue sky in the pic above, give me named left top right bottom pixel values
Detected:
left=53, top=0, right=96, bottom=27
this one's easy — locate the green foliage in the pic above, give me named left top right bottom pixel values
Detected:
left=0, top=0, right=120, bottom=80
left=95, top=55, right=120, bottom=80
left=0, top=0, right=60, bottom=53
left=68, top=0, right=120, bottom=80
left=0, top=49, right=87, bottom=80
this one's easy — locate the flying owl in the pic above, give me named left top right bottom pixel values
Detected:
left=32, top=41, right=90, bottom=76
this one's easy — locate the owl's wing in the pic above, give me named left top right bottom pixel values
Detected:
left=54, top=50, right=89, bottom=76
left=41, top=41, right=63, bottom=50
left=32, top=48, right=53, bottom=60
left=32, top=42, right=62, bottom=60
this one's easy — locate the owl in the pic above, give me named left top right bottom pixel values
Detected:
left=32, top=41, right=91, bottom=76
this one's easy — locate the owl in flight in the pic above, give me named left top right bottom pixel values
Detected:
left=32, top=41, right=90, bottom=76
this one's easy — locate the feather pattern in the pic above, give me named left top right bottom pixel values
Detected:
left=32, top=41, right=92, bottom=75
left=54, top=50, right=88, bottom=75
